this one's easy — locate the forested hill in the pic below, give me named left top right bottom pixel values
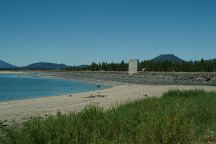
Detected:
left=24, top=62, right=68, bottom=70
left=0, top=60, right=16, bottom=69
left=152, top=54, right=184, bottom=62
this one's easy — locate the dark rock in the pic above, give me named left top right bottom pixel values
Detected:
left=206, top=78, right=211, bottom=82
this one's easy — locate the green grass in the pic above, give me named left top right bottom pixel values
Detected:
left=1, top=90, right=216, bottom=143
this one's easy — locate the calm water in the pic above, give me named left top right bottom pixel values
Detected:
left=0, top=74, right=108, bottom=101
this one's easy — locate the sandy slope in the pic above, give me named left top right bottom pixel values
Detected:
left=0, top=84, right=216, bottom=123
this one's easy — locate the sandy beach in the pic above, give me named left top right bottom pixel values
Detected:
left=0, top=84, right=216, bottom=123
left=0, top=71, right=27, bottom=74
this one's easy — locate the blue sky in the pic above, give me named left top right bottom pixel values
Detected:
left=0, top=0, right=215, bottom=66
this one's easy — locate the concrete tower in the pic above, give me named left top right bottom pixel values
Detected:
left=128, top=59, right=139, bottom=75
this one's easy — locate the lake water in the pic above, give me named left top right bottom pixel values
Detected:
left=0, top=74, right=108, bottom=101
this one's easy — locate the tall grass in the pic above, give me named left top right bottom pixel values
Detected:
left=1, top=90, right=216, bottom=143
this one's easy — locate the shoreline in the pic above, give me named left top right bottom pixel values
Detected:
left=0, top=71, right=27, bottom=74
left=33, top=72, right=124, bottom=86
left=1, top=84, right=216, bottom=123
left=0, top=72, right=114, bottom=102
left=0, top=71, right=216, bottom=123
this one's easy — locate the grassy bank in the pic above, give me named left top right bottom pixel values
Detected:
left=1, top=90, right=216, bottom=143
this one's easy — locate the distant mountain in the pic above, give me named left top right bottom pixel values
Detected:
left=152, top=54, right=184, bottom=62
left=24, top=62, right=68, bottom=70
left=77, top=65, right=89, bottom=68
left=0, top=60, right=16, bottom=69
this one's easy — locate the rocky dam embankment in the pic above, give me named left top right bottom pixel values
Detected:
left=40, top=71, right=216, bottom=86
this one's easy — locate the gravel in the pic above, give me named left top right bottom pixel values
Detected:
left=40, top=71, right=216, bottom=86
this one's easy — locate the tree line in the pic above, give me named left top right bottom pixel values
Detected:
left=65, top=59, right=216, bottom=72
left=139, top=59, right=216, bottom=72
left=65, top=61, right=128, bottom=71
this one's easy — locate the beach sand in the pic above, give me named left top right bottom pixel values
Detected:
left=0, top=84, right=216, bottom=123
left=0, top=71, right=27, bottom=74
